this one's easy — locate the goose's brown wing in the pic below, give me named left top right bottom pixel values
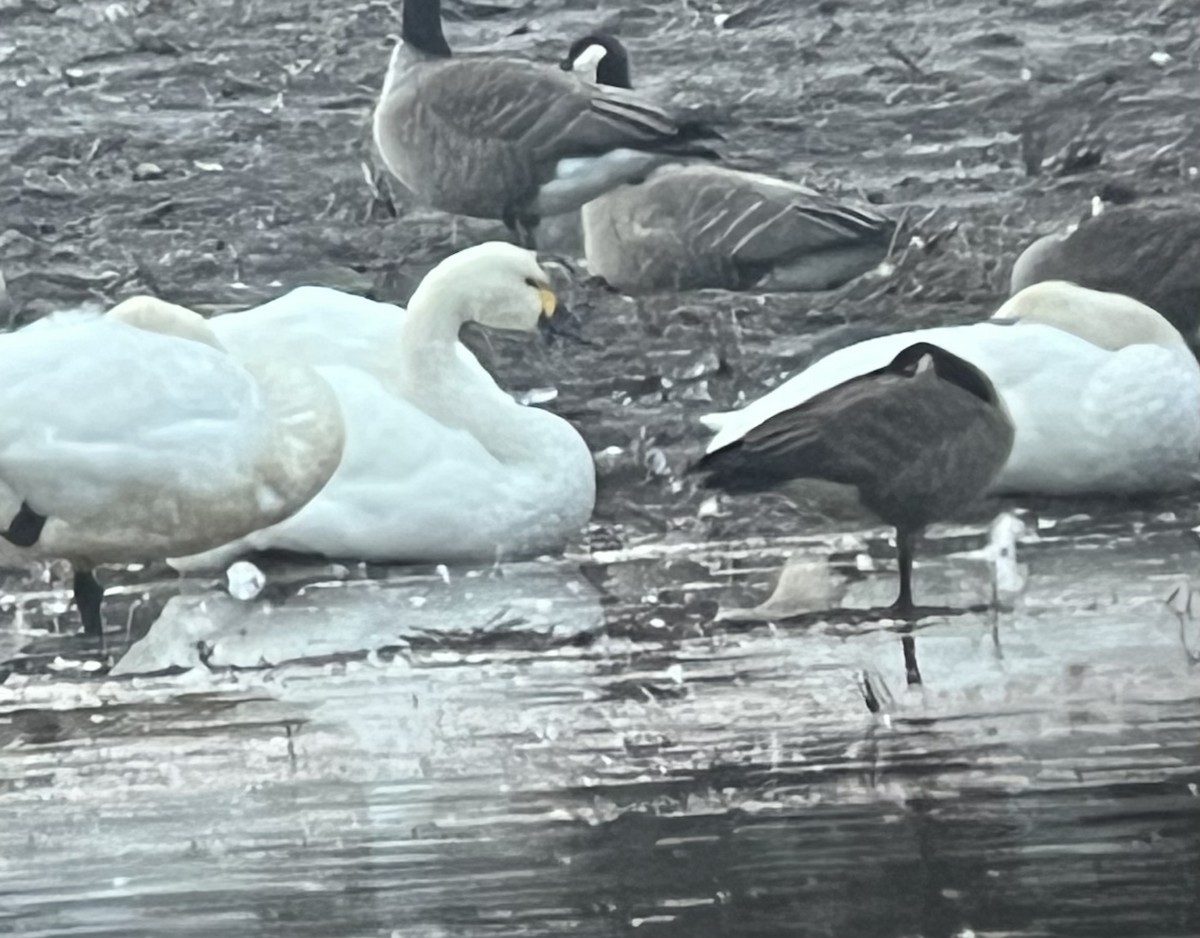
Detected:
left=699, top=362, right=1010, bottom=504
left=684, top=172, right=893, bottom=268
left=417, top=57, right=717, bottom=164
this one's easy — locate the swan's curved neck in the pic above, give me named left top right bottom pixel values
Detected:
left=402, top=0, right=451, bottom=58
left=399, top=281, right=546, bottom=464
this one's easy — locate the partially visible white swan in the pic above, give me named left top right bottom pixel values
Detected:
left=0, top=299, right=344, bottom=635
left=704, top=281, right=1200, bottom=495
left=171, top=242, right=597, bottom=571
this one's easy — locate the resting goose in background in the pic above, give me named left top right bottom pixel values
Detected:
left=0, top=301, right=344, bottom=636
left=1010, top=203, right=1200, bottom=343
left=704, top=281, right=1200, bottom=496
left=697, top=343, right=1014, bottom=613
left=169, top=242, right=596, bottom=572
left=560, top=33, right=895, bottom=294
left=372, top=0, right=721, bottom=249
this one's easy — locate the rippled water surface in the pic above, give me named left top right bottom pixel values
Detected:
left=4, top=507, right=1200, bottom=936
left=3, top=0, right=1200, bottom=933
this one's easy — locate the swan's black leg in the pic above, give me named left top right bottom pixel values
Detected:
left=3, top=501, right=47, bottom=548
left=74, top=569, right=105, bottom=638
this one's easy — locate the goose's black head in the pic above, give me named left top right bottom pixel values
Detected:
left=560, top=33, right=632, bottom=89
left=887, top=342, right=998, bottom=404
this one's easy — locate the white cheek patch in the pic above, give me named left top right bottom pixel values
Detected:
left=571, top=43, right=608, bottom=81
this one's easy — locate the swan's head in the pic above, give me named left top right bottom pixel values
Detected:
left=560, top=33, right=632, bottom=89
left=418, top=242, right=565, bottom=335
left=107, top=295, right=224, bottom=350
left=991, top=281, right=1186, bottom=352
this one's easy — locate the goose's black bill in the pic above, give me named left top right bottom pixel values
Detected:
left=538, top=302, right=590, bottom=345
left=2, top=500, right=47, bottom=548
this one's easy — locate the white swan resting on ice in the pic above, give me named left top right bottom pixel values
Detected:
left=0, top=300, right=344, bottom=635
left=703, top=281, right=1200, bottom=496
left=167, top=241, right=597, bottom=571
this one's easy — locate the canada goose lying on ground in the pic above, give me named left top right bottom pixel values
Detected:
left=1011, top=204, right=1200, bottom=342
left=697, top=343, right=1014, bottom=612
left=169, top=242, right=596, bottom=572
left=372, top=0, right=720, bottom=249
left=704, top=281, right=1200, bottom=496
left=0, top=301, right=343, bottom=637
left=561, top=32, right=894, bottom=294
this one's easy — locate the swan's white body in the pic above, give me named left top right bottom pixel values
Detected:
left=0, top=309, right=343, bottom=568
left=172, top=249, right=596, bottom=570
left=705, top=282, right=1200, bottom=496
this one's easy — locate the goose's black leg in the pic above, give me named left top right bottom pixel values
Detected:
left=517, top=215, right=540, bottom=250
left=902, top=634, right=923, bottom=686
left=73, top=568, right=104, bottom=638
left=501, top=206, right=541, bottom=249
left=2, top=501, right=47, bottom=548
left=502, top=209, right=520, bottom=245
left=891, top=527, right=916, bottom=615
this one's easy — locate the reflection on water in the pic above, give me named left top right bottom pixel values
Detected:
left=2, top=513, right=1200, bottom=937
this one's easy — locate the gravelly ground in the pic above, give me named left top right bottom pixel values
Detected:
left=3, top=4, right=1200, bottom=934
left=2, top=0, right=1198, bottom=548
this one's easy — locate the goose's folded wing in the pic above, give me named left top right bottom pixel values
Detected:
left=698, top=177, right=893, bottom=268
left=701, top=373, right=918, bottom=491
left=419, top=58, right=715, bottom=162
left=704, top=330, right=933, bottom=452
left=702, top=367, right=1006, bottom=495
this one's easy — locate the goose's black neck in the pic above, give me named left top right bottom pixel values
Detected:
left=403, top=0, right=451, bottom=58
left=595, top=41, right=631, bottom=89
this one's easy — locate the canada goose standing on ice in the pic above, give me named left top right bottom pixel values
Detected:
left=0, top=302, right=344, bottom=637
left=372, top=0, right=721, bottom=248
left=696, top=343, right=1014, bottom=612
left=561, top=33, right=894, bottom=294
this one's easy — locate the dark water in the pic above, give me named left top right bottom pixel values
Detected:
left=3, top=0, right=1200, bottom=933
left=4, top=509, right=1200, bottom=937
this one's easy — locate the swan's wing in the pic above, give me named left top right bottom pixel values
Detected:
left=0, top=319, right=267, bottom=523
left=211, top=286, right=495, bottom=391
left=176, top=365, right=570, bottom=566
left=1072, top=343, right=1200, bottom=491
left=211, top=287, right=400, bottom=371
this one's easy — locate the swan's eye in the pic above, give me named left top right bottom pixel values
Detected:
left=524, top=277, right=539, bottom=288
